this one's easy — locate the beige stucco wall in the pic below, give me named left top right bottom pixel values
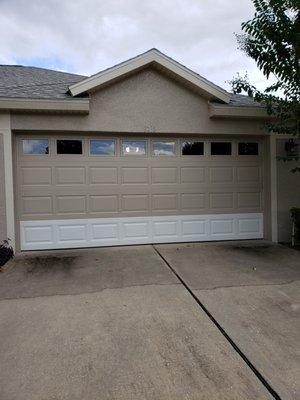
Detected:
left=0, top=133, right=6, bottom=242
left=277, top=139, right=300, bottom=242
left=11, top=68, right=266, bottom=135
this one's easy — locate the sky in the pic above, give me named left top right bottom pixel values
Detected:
left=0, top=0, right=270, bottom=91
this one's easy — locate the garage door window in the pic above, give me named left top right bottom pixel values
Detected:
left=22, top=139, right=49, bottom=155
left=122, top=140, right=146, bottom=155
left=211, top=142, right=232, bottom=155
left=238, top=142, right=259, bottom=155
left=90, top=140, right=115, bottom=155
left=182, top=141, right=204, bottom=155
left=153, top=141, right=175, bottom=156
left=57, top=140, right=83, bottom=155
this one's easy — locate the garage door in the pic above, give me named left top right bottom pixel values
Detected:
left=16, top=135, right=264, bottom=250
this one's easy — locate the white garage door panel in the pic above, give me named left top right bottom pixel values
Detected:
left=20, top=213, right=263, bottom=250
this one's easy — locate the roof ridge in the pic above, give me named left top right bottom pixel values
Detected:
left=86, top=48, right=228, bottom=96
left=70, top=48, right=230, bottom=102
left=151, top=49, right=229, bottom=96
left=87, top=48, right=156, bottom=79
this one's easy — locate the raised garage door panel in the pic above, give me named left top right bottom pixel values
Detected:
left=15, top=135, right=264, bottom=250
left=20, top=214, right=263, bottom=250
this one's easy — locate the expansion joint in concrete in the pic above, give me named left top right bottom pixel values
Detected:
left=152, top=244, right=282, bottom=400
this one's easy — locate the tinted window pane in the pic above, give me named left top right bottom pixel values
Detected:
left=182, top=141, right=204, bottom=155
left=153, top=142, right=175, bottom=156
left=211, top=142, right=231, bottom=155
left=238, top=142, right=259, bottom=155
left=90, top=140, right=115, bottom=155
left=23, top=139, right=49, bottom=155
left=122, top=140, right=146, bottom=155
left=57, top=140, right=82, bottom=154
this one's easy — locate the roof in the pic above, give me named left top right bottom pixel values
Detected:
left=69, top=48, right=230, bottom=103
left=0, top=65, right=86, bottom=100
left=228, top=93, right=265, bottom=108
left=0, top=50, right=265, bottom=116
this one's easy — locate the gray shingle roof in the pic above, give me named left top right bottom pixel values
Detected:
left=228, top=93, right=264, bottom=108
left=0, top=65, right=87, bottom=100
left=0, top=63, right=262, bottom=108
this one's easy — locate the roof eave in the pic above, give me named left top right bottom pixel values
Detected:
left=209, top=103, right=269, bottom=119
left=69, top=49, right=230, bottom=103
left=0, top=97, right=90, bottom=113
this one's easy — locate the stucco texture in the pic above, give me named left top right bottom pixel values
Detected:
left=11, top=68, right=265, bottom=135
left=277, top=139, right=300, bottom=242
left=0, top=133, right=6, bottom=242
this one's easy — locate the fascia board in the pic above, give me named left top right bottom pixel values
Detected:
left=0, top=98, right=89, bottom=113
left=69, top=50, right=230, bottom=103
left=209, top=103, right=269, bottom=119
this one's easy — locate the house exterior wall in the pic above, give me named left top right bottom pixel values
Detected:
left=11, top=68, right=265, bottom=135
left=277, top=139, right=300, bottom=242
left=4, top=67, right=289, bottom=250
left=0, top=133, right=6, bottom=242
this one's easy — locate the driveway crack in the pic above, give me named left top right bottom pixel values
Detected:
left=194, top=280, right=299, bottom=291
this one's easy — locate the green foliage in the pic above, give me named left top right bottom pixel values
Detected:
left=291, top=207, right=300, bottom=243
left=231, top=0, right=300, bottom=172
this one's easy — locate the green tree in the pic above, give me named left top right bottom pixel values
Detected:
left=231, top=0, right=300, bottom=172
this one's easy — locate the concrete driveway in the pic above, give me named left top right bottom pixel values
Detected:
left=0, top=241, right=299, bottom=399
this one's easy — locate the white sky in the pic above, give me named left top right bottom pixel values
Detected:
left=0, top=0, right=270, bottom=91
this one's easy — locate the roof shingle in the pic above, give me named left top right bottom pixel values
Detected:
left=0, top=65, right=86, bottom=100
